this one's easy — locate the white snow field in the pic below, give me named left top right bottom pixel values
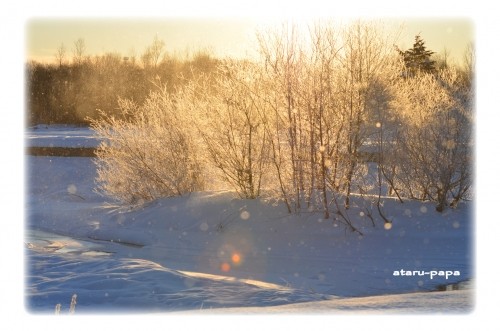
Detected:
left=25, top=126, right=474, bottom=314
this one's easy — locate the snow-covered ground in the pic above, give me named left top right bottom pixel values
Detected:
left=25, top=126, right=474, bottom=316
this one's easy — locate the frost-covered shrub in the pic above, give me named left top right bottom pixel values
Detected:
left=91, top=88, right=204, bottom=204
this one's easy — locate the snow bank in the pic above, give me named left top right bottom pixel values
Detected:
left=25, top=126, right=474, bottom=313
left=26, top=248, right=329, bottom=314
left=26, top=154, right=473, bottom=313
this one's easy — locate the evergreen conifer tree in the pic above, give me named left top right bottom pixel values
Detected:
left=398, top=34, right=436, bottom=76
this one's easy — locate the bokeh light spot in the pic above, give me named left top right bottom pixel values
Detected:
left=67, top=184, right=77, bottom=194
left=231, top=253, right=241, bottom=265
left=199, top=222, right=209, bottom=232
left=221, top=262, right=231, bottom=272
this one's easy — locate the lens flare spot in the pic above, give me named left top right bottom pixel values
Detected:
left=221, top=262, right=231, bottom=272
left=231, top=253, right=242, bottom=265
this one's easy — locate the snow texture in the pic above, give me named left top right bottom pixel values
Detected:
left=25, top=127, right=474, bottom=314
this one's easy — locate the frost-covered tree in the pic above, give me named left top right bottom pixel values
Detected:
left=72, top=38, right=86, bottom=66
left=141, top=35, right=165, bottom=71
left=256, top=20, right=399, bottom=224
left=55, top=43, right=66, bottom=68
left=335, top=21, right=400, bottom=209
left=256, top=23, right=306, bottom=211
left=390, top=68, right=473, bottom=211
left=193, top=60, right=270, bottom=199
left=462, top=42, right=475, bottom=87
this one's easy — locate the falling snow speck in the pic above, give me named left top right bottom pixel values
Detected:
left=200, top=222, right=209, bottom=232
left=240, top=210, right=250, bottom=220
left=420, top=206, right=428, bottom=214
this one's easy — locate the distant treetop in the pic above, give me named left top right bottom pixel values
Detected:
left=397, top=34, right=436, bottom=76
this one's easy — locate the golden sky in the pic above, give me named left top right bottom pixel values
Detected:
left=26, top=17, right=473, bottom=65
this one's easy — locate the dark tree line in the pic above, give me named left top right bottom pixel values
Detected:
left=26, top=41, right=219, bottom=126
